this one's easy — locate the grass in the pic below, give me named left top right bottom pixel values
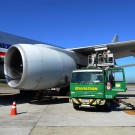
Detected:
left=0, top=83, right=9, bottom=87
left=0, top=82, right=134, bottom=88
left=126, top=83, right=135, bottom=86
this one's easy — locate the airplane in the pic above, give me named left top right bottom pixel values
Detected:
left=0, top=31, right=45, bottom=78
left=1, top=32, right=135, bottom=93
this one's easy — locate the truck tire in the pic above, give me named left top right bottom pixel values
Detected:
left=104, top=101, right=111, bottom=110
left=73, top=104, right=80, bottom=110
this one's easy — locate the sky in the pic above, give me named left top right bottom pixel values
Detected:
left=0, top=0, right=135, bottom=82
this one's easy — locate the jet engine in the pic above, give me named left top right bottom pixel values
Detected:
left=4, top=44, right=77, bottom=90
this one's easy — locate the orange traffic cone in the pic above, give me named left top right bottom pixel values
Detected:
left=10, top=101, right=17, bottom=116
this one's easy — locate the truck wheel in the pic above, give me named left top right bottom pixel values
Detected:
left=104, top=101, right=111, bottom=110
left=73, top=104, right=80, bottom=110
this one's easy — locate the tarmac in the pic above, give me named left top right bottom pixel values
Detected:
left=0, top=86, right=135, bottom=135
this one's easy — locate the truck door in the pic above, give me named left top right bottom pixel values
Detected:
left=105, top=68, right=126, bottom=99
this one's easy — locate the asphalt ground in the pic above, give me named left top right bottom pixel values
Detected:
left=0, top=86, right=135, bottom=135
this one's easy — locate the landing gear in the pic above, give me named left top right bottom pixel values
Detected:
left=59, top=85, right=70, bottom=96
left=20, top=90, right=36, bottom=97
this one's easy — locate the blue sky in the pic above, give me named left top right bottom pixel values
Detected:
left=0, top=0, right=135, bottom=82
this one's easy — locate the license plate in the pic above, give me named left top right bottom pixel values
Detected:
left=82, top=99, right=89, bottom=103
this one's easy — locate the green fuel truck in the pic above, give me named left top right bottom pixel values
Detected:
left=70, top=67, right=126, bottom=110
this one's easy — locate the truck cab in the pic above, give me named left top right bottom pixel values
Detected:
left=70, top=67, right=126, bottom=110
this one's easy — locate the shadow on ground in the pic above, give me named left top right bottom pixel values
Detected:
left=0, top=91, right=69, bottom=106
left=0, top=90, right=134, bottom=113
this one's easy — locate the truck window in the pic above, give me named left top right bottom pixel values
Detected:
left=71, top=71, right=103, bottom=83
left=112, top=70, right=123, bottom=82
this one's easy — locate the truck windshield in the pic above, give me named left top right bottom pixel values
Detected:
left=71, top=71, right=103, bottom=83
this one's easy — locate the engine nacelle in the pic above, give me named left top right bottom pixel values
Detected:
left=4, top=44, right=76, bottom=90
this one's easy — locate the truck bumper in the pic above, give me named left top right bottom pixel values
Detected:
left=70, top=98, right=106, bottom=106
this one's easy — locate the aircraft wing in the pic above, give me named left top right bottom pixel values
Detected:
left=68, top=40, right=135, bottom=59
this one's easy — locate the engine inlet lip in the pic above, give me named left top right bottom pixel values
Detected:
left=4, top=44, right=27, bottom=88
left=15, top=45, right=28, bottom=88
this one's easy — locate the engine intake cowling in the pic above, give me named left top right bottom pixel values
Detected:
left=4, top=44, right=76, bottom=90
